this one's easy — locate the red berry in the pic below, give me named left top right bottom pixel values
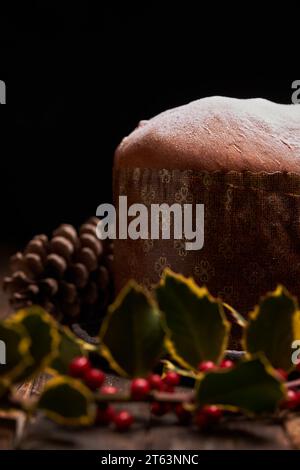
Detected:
left=100, top=385, right=118, bottom=395
left=196, top=405, right=222, bottom=429
left=276, top=369, right=288, bottom=381
left=96, top=405, right=115, bottom=425
left=84, top=368, right=105, bottom=390
left=197, top=361, right=216, bottom=373
left=220, top=359, right=234, bottom=369
left=175, top=403, right=192, bottom=424
left=163, top=371, right=181, bottom=386
left=148, top=374, right=164, bottom=390
left=130, top=378, right=150, bottom=400
left=150, top=401, right=169, bottom=416
left=69, top=356, right=91, bottom=378
left=114, top=410, right=134, bottom=431
left=195, top=410, right=210, bottom=429
left=203, top=405, right=223, bottom=421
left=281, top=389, right=300, bottom=409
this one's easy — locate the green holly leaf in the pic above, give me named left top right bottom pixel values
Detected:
left=0, top=321, right=32, bottom=384
left=196, top=357, right=284, bottom=414
left=9, top=306, right=60, bottom=380
left=49, top=326, right=85, bottom=375
left=243, top=286, right=298, bottom=371
left=156, top=269, right=230, bottom=370
left=38, top=376, right=96, bottom=426
left=100, top=281, right=165, bottom=377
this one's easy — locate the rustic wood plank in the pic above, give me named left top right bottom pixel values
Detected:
left=284, top=414, right=300, bottom=450
left=18, top=412, right=293, bottom=450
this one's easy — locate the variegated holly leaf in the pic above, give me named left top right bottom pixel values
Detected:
left=244, top=286, right=299, bottom=371
left=196, top=357, right=284, bottom=414
left=100, top=281, right=165, bottom=377
left=156, top=269, right=230, bottom=370
left=0, top=320, right=32, bottom=384
left=9, top=306, right=60, bottom=380
left=38, top=376, right=96, bottom=426
left=49, top=326, right=85, bottom=375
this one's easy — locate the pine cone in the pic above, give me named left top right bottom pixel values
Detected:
left=3, top=217, right=114, bottom=329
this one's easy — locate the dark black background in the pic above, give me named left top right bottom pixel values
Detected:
left=0, top=2, right=297, bottom=245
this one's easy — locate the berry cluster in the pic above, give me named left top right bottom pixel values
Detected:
left=69, top=356, right=105, bottom=390
left=67, top=357, right=231, bottom=431
left=70, top=357, right=300, bottom=431
left=148, top=371, right=224, bottom=428
left=148, top=371, right=181, bottom=420
left=197, top=359, right=234, bottom=372
left=68, top=358, right=188, bottom=431
left=69, top=356, right=131, bottom=431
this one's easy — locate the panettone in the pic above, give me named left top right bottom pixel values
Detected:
left=113, top=97, right=300, bottom=316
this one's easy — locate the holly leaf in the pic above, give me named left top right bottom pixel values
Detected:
left=243, top=286, right=298, bottom=371
left=0, top=321, right=32, bottom=384
left=49, top=326, right=85, bottom=375
left=38, top=376, right=96, bottom=426
left=9, top=306, right=60, bottom=380
left=196, top=357, right=284, bottom=414
left=156, top=269, right=230, bottom=370
left=99, top=281, right=165, bottom=377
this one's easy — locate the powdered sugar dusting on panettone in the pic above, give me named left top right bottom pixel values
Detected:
left=115, top=97, right=300, bottom=173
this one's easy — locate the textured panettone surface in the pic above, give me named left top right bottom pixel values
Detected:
left=113, top=97, right=300, bottom=316
left=115, top=97, right=300, bottom=172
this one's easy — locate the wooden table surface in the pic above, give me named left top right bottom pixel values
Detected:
left=0, top=246, right=300, bottom=450
left=3, top=376, right=300, bottom=450
left=15, top=375, right=299, bottom=451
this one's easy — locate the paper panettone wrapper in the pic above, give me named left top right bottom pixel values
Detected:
left=113, top=167, right=300, bottom=317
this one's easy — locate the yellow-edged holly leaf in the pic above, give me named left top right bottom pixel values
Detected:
left=100, top=281, right=165, bottom=378
left=49, top=326, right=85, bottom=375
left=156, top=269, right=230, bottom=370
left=0, top=321, right=32, bottom=384
left=8, top=306, right=60, bottom=380
left=38, top=375, right=96, bottom=426
left=196, top=357, right=284, bottom=414
left=243, top=286, right=298, bottom=371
